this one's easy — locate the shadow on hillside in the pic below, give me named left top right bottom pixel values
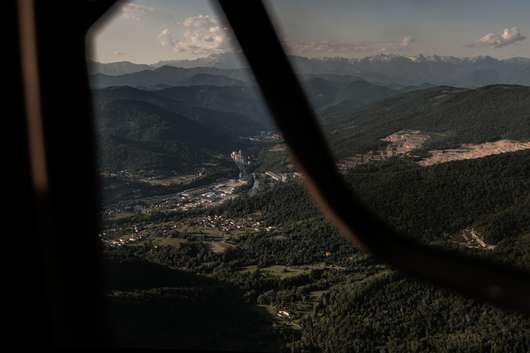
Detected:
left=103, top=256, right=281, bottom=352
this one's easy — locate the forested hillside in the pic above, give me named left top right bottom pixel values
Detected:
left=212, top=151, right=530, bottom=352
left=102, top=149, right=530, bottom=352
left=219, top=150, right=530, bottom=262
left=302, top=77, right=397, bottom=113
left=325, top=85, right=530, bottom=158
left=94, top=85, right=270, bottom=173
left=93, top=76, right=411, bottom=174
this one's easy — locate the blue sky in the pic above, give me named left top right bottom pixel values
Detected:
left=89, top=0, right=530, bottom=63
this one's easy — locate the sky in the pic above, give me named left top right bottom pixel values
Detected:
left=89, top=0, right=530, bottom=64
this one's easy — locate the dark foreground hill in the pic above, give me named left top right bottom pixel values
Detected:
left=104, top=255, right=282, bottom=351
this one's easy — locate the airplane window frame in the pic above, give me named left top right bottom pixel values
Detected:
left=14, top=0, right=530, bottom=347
left=215, top=0, right=530, bottom=315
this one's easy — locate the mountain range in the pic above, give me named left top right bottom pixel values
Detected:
left=94, top=73, right=402, bottom=173
left=94, top=85, right=271, bottom=173
left=91, top=66, right=252, bottom=89
left=90, top=53, right=530, bottom=87
left=91, top=52, right=530, bottom=176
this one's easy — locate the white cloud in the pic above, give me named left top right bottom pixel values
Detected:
left=469, top=27, right=526, bottom=48
left=158, top=15, right=231, bottom=56
left=288, top=36, right=415, bottom=56
left=158, top=29, right=173, bottom=48
left=120, top=3, right=153, bottom=21
left=400, top=36, right=414, bottom=48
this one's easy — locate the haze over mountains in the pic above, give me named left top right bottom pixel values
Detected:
left=89, top=53, right=244, bottom=75
left=90, top=53, right=530, bottom=88
left=91, top=65, right=252, bottom=89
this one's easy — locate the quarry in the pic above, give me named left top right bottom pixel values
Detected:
left=339, top=130, right=530, bottom=170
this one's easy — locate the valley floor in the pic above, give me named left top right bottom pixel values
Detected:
left=99, top=147, right=530, bottom=352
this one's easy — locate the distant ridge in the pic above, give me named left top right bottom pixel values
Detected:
left=91, top=65, right=252, bottom=89
left=90, top=53, right=530, bottom=87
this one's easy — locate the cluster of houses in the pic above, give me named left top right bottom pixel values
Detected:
left=186, top=214, right=276, bottom=234
left=100, top=231, right=146, bottom=248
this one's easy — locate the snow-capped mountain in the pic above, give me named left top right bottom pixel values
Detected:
left=90, top=53, right=530, bottom=87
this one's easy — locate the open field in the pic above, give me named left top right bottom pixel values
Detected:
left=240, top=263, right=344, bottom=279
left=140, top=174, right=198, bottom=187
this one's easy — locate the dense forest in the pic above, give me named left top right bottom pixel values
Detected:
left=325, top=84, right=530, bottom=158
left=103, top=148, right=530, bottom=352
left=217, top=150, right=530, bottom=263
left=93, top=85, right=271, bottom=174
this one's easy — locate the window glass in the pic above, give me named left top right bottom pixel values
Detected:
left=267, top=1, right=530, bottom=349
left=88, top=1, right=530, bottom=351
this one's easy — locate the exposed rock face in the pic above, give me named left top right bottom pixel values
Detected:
left=381, top=130, right=430, bottom=155
left=452, top=228, right=496, bottom=251
left=338, top=130, right=530, bottom=171
left=418, top=140, right=530, bottom=166
left=231, top=150, right=251, bottom=179
left=337, top=130, right=429, bottom=170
